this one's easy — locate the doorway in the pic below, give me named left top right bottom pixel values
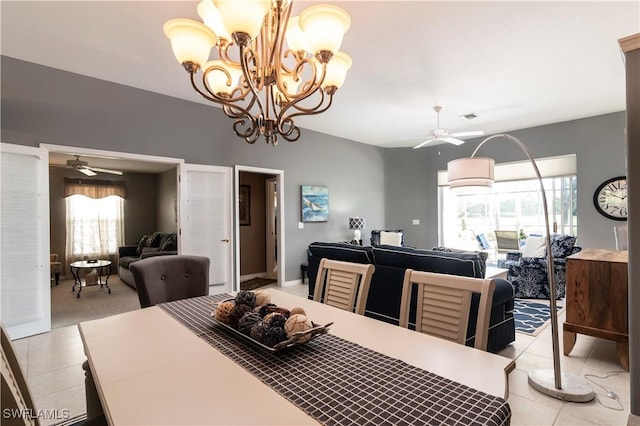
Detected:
left=235, top=166, right=284, bottom=291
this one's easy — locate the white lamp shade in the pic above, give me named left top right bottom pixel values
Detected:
left=447, top=157, right=495, bottom=188
left=323, top=51, right=352, bottom=89
left=203, top=60, right=243, bottom=95
left=285, top=16, right=308, bottom=53
left=213, top=0, right=268, bottom=39
left=197, top=0, right=231, bottom=41
left=298, top=5, right=351, bottom=55
left=164, top=18, right=217, bottom=67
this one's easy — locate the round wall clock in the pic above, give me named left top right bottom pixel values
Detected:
left=593, top=176, right=627, bottom=221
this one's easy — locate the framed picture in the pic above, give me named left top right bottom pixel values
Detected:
left=301, top=185, right=329, bottom=222
left=239, top=185, right=251, bottom=226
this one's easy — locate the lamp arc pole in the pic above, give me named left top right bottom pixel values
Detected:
left=465, top=134, right=593, bottom=401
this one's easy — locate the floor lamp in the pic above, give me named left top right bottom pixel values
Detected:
left=447, top=133, right=594, bottom=402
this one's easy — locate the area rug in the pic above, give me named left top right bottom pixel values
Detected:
left=240, top=277, right=277, bottom=291
left=514, top=299, right=565, bottom=336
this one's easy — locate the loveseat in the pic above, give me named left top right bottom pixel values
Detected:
left=118, top=232, right=177, bottom=289
left=307, top=242, right=516, bottom=353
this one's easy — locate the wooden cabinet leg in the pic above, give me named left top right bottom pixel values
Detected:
left=563, top=331, right=576, bottom=356
left=616, top=342, right=629, bottom=371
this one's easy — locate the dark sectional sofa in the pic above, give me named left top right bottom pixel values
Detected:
left=118, top=232, right=177, bottom=289
left=307, top=242, right=516, bottom=353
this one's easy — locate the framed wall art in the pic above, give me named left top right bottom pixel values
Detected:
left=239, top=185, right=251, bottom=226
left=301, top=185, right=329, bottom=222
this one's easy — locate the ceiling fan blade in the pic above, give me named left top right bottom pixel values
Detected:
left=441, top=137, right=466, bottom=146
left=90, top=167, right=123, bottom=176
left=413, top=138, right=437, bottom=149
left=450, top=130, right=484, bottom=138
left=78, top=167, right=97, bottom=176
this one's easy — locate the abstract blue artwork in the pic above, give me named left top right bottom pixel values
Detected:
left=301, top=185, right=329, bottom=222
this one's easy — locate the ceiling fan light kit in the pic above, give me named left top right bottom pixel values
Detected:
left=164, top=0, right=352, bottom=146
left=52, top=155, right=124, bottom=176
left=413, top=105, right=484, bottom=149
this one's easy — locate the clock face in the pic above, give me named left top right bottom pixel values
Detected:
left=593, top=176, right=627, bottom=221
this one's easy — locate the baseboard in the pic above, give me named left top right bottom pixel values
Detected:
left=283, top=279, right=305, bottom=287
left=628, top=413, right=640, bottom=426
left=240, top=272, right=267, bottom=281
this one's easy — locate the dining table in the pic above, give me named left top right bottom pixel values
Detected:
left=78, top=288, right=515, bottom=425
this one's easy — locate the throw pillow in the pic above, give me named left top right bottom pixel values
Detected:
left=159, top=233, right=177, bottom=252
left=136, top=234, right=155, bottom=255
left=522, top=236, right=547, bottom=258
left=380, top=231, right=403, bottom=246
left=551, top=234, right=576, bottom=258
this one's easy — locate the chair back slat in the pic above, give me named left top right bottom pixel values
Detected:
left=313, top=258, right=375, bottom=315
left=400, top=270, right=495, bottom=351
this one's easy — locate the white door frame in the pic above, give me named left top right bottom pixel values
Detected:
left=234, top=166, right=285, bottom=291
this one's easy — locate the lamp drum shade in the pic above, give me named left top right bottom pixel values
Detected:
left=349, top=217, right=365, bottom=230
left=447, top=157, right=495, bottom=188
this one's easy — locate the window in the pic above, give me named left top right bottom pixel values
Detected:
left=438, top=155, right=577, bottom=252
left=64, top=179, right=125, bottom=262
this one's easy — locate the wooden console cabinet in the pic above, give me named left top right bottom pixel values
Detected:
left=563, top=248, right=628, bottom=370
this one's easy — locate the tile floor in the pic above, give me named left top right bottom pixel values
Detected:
left=12, top=283, right=632, bottom=425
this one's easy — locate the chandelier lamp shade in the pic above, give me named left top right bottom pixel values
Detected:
left=164, top=0, right=352, bottom=146
left=349, top=217, right=365, bottom=241
left=446, top=134, right=594, bottom=403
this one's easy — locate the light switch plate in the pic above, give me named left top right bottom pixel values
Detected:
left=298, top=222, right=304, bottom=229
left=412, top=219, right=420, bottom=225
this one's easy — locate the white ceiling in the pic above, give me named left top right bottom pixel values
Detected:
left=2, top=1, right=639, bottom=150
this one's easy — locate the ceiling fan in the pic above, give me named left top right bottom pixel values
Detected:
left=52, top=155, right=123, bottom=176
left=412, top=106, right=484, bottom=149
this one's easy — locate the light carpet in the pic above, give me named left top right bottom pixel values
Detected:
left=513, top=299, right=565, bottom=336
left=51, top=277, right=140, bottom=329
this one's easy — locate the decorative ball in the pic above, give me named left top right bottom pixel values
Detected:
left=264, top=326, right=287, bottom=347
left=235, top=290, right=256, bottom=308
left=290, top=307, right=306, bottom=316
left=238, top=312, right=262, bottom=335
left=214, top=300, right=235, bottom=325
left=230, top=303, right=252, bottom=329
left=250, top=323, right=267, bottom=343
left=284, top=314, right=313, bottom=343
left=256, top=303, right=277, bottom=318
left=263, top=312, right=287, bottom=329
left=254, top=290, right=272, bottom=307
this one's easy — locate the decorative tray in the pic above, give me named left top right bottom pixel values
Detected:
left=212, top=295, right=332, bottom=352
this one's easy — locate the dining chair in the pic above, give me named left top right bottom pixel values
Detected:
left=313, top=258, right=375, bottom=315
left=399, top=270, right=496, bottom=351
left=494, top=230, right=520, bottom=254
left=130, top=255, right=210, bottom=308
left=614, top=225, right=628, bottom=250
left=1, top=324, right=40, bottom=426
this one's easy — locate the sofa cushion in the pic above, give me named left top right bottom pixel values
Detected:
left=119, top=256, right=140, bottom=269
left=308, top=242, right=373, bottom=264
left=373, top=246, right=484, bottom=278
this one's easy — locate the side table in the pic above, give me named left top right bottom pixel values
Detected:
left=563, top=249, right=628, bottom=370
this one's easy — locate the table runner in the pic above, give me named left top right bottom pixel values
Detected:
left=160, top=295, right=511, bottom=426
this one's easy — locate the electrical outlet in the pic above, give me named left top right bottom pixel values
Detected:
left=412, top=219, right=420, bottom=225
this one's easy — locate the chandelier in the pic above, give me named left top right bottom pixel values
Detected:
left=164, top=0, right=352, bottom=146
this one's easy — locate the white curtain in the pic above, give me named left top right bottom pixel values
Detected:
left=65, top=194, right=124, bottom=266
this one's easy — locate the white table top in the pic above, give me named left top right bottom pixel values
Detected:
left=79, top=289, right=515, bottom=425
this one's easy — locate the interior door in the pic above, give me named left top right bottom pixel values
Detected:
left=265, top=178, right=277, bottom=279
left=0, top=143, right=51, bottom=339
left=178, top=164, right=233, bottom=294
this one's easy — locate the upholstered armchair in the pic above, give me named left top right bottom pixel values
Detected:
left=506, top=235, right=581, bottom=299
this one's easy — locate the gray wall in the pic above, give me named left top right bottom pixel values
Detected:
left=384, top=112, right=627, bottom=250
left=156, top=167, right=178, bottom=233
left=1, top=56, right=386, bottom=282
